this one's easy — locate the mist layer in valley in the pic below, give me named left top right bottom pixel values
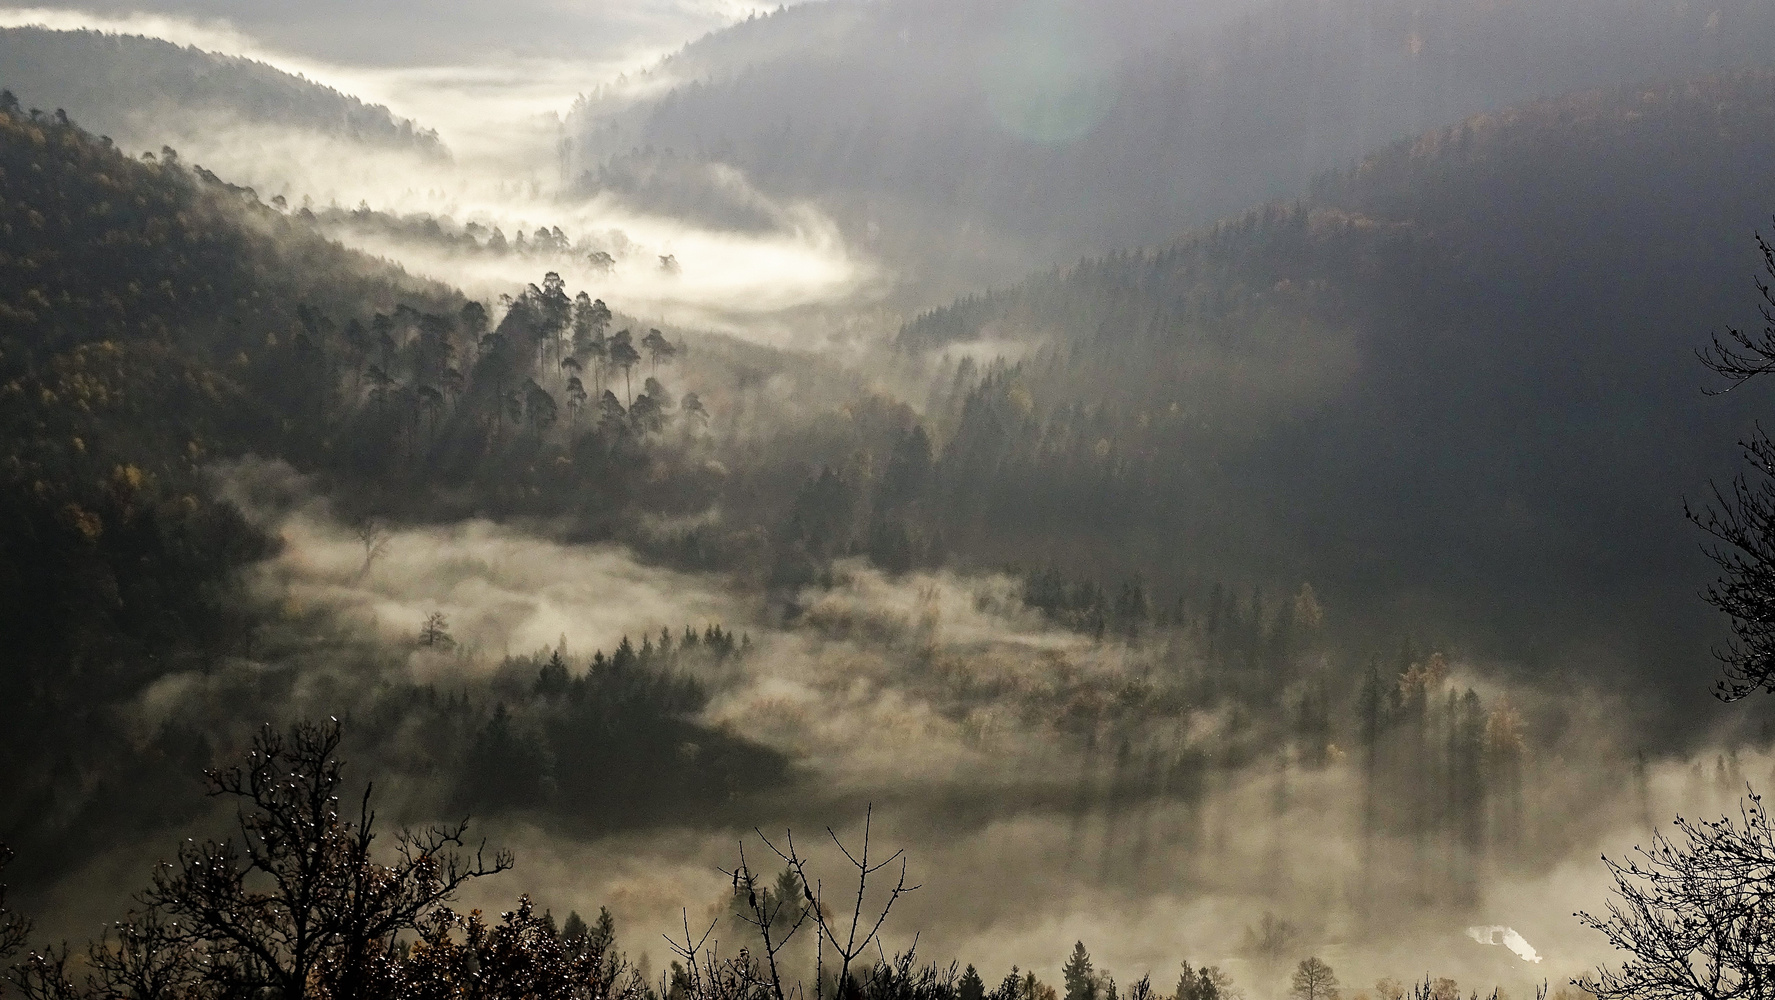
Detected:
left=0, top=9, right=881, bottom=347
left=6, top=3, right=1775, bottom=1000
left=23, top=456, right=1758, bottom=1000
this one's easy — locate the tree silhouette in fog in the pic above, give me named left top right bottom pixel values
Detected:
left=1290, top=959, right=1338, bottom=1000
left=609, top=331, right=642, bottom=406
left=1580, top=790, right=1775, bottom=1000
left=1062, top=943, right=1097, bottom=1000
left=1693, top=230, right=1775, bottom=698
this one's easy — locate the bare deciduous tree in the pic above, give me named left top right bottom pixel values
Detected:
left=1692, top=229, right=1775, bottom=699
left=0, top=846, right=27, bottom=965
left=721, top=845, right=811, bottom=1000
left=659, top=908, right=770, bottom=1000
left=763, top=806, right=918, bottom=1000
left=1579, top=790, right=1775, bottom=1000
left=354, top=518, right=391, bottom=583
left=1290, top=959, right=1338, bottom=1000
left=141, top=719, right=512, bottom=1000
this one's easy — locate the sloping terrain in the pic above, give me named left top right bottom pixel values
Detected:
left=889, top=72, right=1775, bottom=700
left=0, top=26, right=446, bottom=156
left=0, top=106, right=791, bottom=885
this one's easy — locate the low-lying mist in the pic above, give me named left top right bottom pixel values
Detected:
left=8, top=8, right=1775, bottom=1000
left=163, top=125, right=879, bottom=344
left=35, top=457, right=1760, bottom=1000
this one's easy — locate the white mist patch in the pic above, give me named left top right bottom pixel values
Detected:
left=0, top=5, right=775, bottom=147
left=932, top=336, right=1042, bottom=366
left=77, top=100, right=877, bottom=344
left=1466, top=925, right=1544, bottom=964
left=322, top=198, right=876, bottom=343
left=216, top=460, right=753, bottom=673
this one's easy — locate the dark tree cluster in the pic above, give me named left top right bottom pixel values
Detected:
left=301, top=205, right=620, bottom=273
left=282, top=268, right=696, bottom=517
left=448, top=625, right=779, bottom=824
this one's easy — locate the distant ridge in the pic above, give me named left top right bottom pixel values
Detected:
left=0, top=26, right=447, bottom=157
left=566, top=0, right=1775, bottom=296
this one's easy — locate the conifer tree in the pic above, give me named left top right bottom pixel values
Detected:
left=960, top=966, right=986, bottom=1000
left=1062, top=942, right=1097, bottom=1000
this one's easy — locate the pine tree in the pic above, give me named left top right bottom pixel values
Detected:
left=589, top=905, right=616, bottom=954
left=1063, top=942, right=1097, bottom=1000
left=1196, top=967, right=1227, bottom=1000
left=536, top=647, right=570, bottom=696
left=419, top=610, right=455, bottom=648
left=960, top=965, right=986, bottom=1000
left=563, top=910, right=588, bottom=943
left=1175, top=963, right=1198, bottom=1000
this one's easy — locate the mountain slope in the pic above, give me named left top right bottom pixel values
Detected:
left=0, top=105, right=796, bottom=886
left=0, top=26, right=446, bottom=157
left=889, top=71, right=1775, bottom=702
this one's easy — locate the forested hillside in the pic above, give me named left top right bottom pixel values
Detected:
left=0, top=94, right=1604, bottom=925
left=0, top=103, right=794, bottom=886
left=9, top=45, right=1775, bottom=988
left=0, top=27, right=446, bottom=156
left=567, top=0, right=1775, bottom=293
left=883, top=72, right=1775, bottom=702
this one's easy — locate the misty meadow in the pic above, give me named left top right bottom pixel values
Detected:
left=5, top=3, right=1775, bottom=1000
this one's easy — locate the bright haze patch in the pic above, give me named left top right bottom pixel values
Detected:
left=305, top=194, right=877, bottom=345
left=0, top=2, right=877, bottom=346
left=1466, top=927, right=1544, bottom=965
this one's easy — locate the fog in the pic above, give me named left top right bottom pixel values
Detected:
left=6, top=2, right=1775, bottom=998
left=118, top=459, right=1757, bottom=999
left=0, top=4, right=883, bottom=344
